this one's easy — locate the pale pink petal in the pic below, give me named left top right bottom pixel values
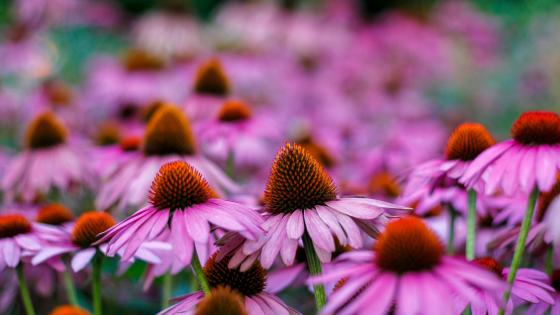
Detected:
left=71, top=248, right=96, bottom=272
left=304, top=209, right=335, bottom=252
left=286, top=210, right=304, bottom=240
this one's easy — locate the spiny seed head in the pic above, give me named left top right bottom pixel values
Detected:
left=149, top=161, right=217, bottom=210
left=217, top=100, right=252, bottom=122
left=49, top=305, right=91, bottom=315
left=368, top=171, right=401, bottom=198
left=143, top=104, right=197, bottom=155
left=36, top=204, right=73, bottom=225
left=195, top=286, right=248, bottom=315
left=122, top=49, right=165, bottom=71
left=511, top=111, right=560, bottom=145
left=375, top=216, right=443, bottom=274
left=264, top=143, right=337, bottom=214
left=204, top=253, right=266, bottom=297
left=25, top=112, right=67, bottom=149
left=119, top=136, right=142, bottom=151
left=193, top=59, right=231, bottom=96
left=95, top=122, right=120, bottom=146
left=445, top=123, right=495, bottom=161
left=71, top=212, right=115, bottom=248
left=473, top=257, right=504, bottom=277
left=0, top=214, right=32, bottom=239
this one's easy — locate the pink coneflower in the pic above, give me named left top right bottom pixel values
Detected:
left=224, top=143, right=408, bottom=270
left=184, top=59, right=232, bottom=121
left=309, top=216, right=505, bottom=315
left=529, top=270, right=560, bottom=315
left=2, top=112, right=95, bottom=203
left=32, top=211, right=166, bottom=272
left=158, top=253, right=299, bottom=315
left=197, top=99, right=277, bottom=170
left=97, top=160, right=263, bottom=266
left=95, top=104, right=239, bottom=211
left=472, top=257, right=554, bottom=314
left=0, top=214, right=41, bottom=270
left=461, top=111, right=560, bottom=195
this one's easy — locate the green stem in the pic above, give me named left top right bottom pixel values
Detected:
left=191, top=251, right=210, bottom=295
left=225, top=150, right=235, bottom=179
left=161, top=272, right=173, bottom=308
left=546, top=245, right=554, bottom=276
left=499, top=187, right=539, bottom=315
left=447, top=205, right=457, bottom=255
left=92, top=252, right=103, bottom=315
left=466, top=189, right=477, bottom=261
left=303, top=232, right=326, bottom=310
left=16, top=264, right=36, bottom=315
left=63, top=257, right=79, bottom=306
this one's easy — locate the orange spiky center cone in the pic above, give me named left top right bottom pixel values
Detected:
left=143, top=104, right=197, bottom=155
left=263, top=143, right=337, bottom=214
left=71, top=212, right=115, bottom=248
left=375, top=216, right=443, bottom=274
left=49, top=305, right=91, bottom=315
left=36, top=203, right=73, bottom=225
left=0, top=214, right=32, bottom=239
left=122, top=49, right=165, bottom=71
left=193, top=59, right=231, bottom=96
left=25, top=112, right=67, bottom=149
left=195, top=286, right=248, bottom=315
left=204, top=253, right=266, bottom=297
left=149, top=161, right=218, bottom=210
left=445, top=123, right=495, bottom=161
left=217, top=100, right=252, bottom=122
left=511, top=111, right=560, bottom=145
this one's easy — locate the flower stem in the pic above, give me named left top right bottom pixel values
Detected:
left=303, top=232, right=326, bottom=310
left=546, top=245, right=554, bottom=275
left=466, top=189, right=477, bottom=261
left=499, top=187, right=539, bottom=315
left=191, top=251, right=210, bottom=295
left=225, top=150, right=235, bottom=179
left=161, top=272, right=173, bottom=308
left=92, top=252, right=103, bottom=315
left=16, top=263, right=36, bottom=315
left=447, top=204, right=457, bottom=255
left=63, top=257, right=79, bottom=306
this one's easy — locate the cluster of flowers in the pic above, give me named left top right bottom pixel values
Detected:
left=1, top=0, right=559, bottom=315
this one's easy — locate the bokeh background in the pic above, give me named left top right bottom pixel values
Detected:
left=1, top=0, right=560, bottom=314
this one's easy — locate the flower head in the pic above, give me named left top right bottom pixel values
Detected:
left=143, top=104, right=196, bottom=156
left=445, top=123, right=495, bottom=161
left=218, top=100, right=252, bottom=122
left=511, top=111, right=560, bottom=145
left=71, top=212, right=115, bottom=248
left=193, top=59, right=230, bottom=96
left=49, top=305, right=91, bottom=315
left=0, top=213, right=40, bottom=270
left=36, top=204, right=73, bottom=226
left=195, top=286, right=248, bottom=315
left=25, top=112, right=67, bottom=149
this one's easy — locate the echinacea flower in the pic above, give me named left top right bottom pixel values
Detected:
left=32, top=211, right=165, bottom=272
left=97, top=160, right=263, bottom=265
left=399, top=122, right=496, bottom=216
left=158, top=253, right=300, bottom=315
left=194, top=286, right=248, bottom=315
left=461, top=111, right=560, bottom=195
left=2, top=112, right=95, bottom=203
left=197, top=99, right=278, bottom=169
left=96, top=104, right=239, bottom=211
left=529, top=270, right=560, bottom=315
left=0, top=214, right=41, bottom=270
left=309, top=216, right=505, bottom=315
left=49, top=305, right=91, bottom=315
left=471, top=257, right=554, bottom=315
left=223, top=143, right=409, bottom=270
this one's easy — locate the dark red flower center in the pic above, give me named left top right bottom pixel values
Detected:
left=204, top=253, right=266, bottom=297
left=0, top=214, right=32, bottom=239
left=445, top=123, right=495, bottom=161
left=119, top=136, right=142, bottom=152
left=218, top=100, right=252, bottom=122
left=37, top=204, right=73, bottom=225
left=474, top=257, right=504, bottom=277
left=375, top=216, right=443, bottom=274
left=195, top=286, right=248, bottom=315
left=71, top=212, right=115, bottom=248
left=143, top=105, right=197, bottom=156
left=149, top=161, right=217, bottom=210
left=49, top=305, right=91, bottom=315
left=43, top=80, right=74, bottom=107
left=25, top=112, right=67, bottom=149
left=511, top=111, right=560, bottom=145
left=264, top=143, right=337, bottom=214
left=193, top=59, right=231, bottom=96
